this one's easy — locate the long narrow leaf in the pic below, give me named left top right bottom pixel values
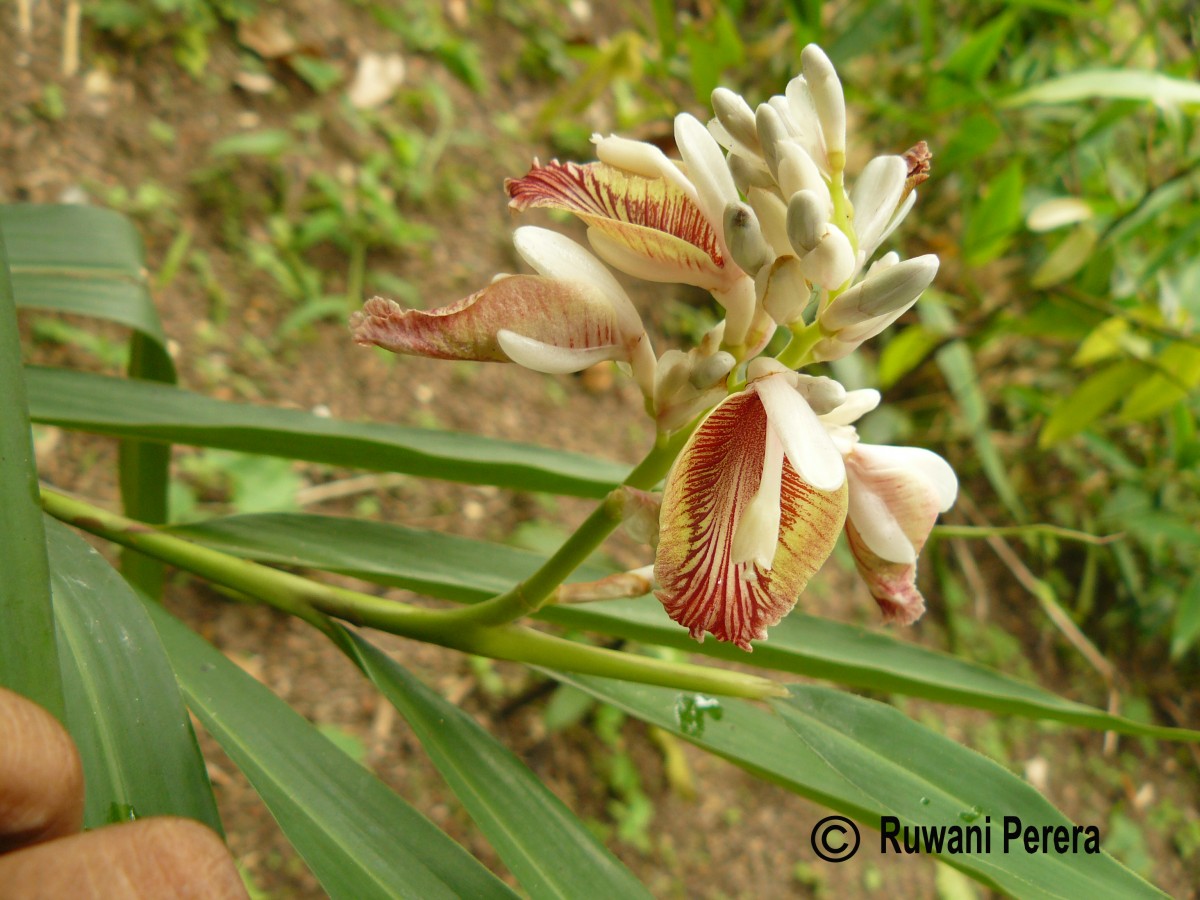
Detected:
left=343, top=631, right=652, bottom=900
left=0, top=220, right=62, bottom=717
left=26, top=366, right=627, bottom=497
left=170, top=513, right=1200, bottom=743
left=3, top=204, right=177, bottom=596
left=555, top=675, right=1166, bottom=899
left=45, top=517, right=221, bottom=831
left=141, top=601, right=518, bottom=900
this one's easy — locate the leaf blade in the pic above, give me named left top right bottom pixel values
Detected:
left=0, top=217, right=62, bottom=717
left=343, top=632, right=652, bottom=900
left=45, top=518, right=221, bottom=830
left=142, top=601, right=519, bottom=900
left=26, top=366, right=627, bottom=497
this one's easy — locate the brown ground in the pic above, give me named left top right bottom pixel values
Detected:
left=4, top=3, right=1198, bottom=898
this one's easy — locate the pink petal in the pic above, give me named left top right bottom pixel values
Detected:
left=845, top=519, right=926, bottom=625
left=655, top=390, right=848, bottom=651
left=350, top=276, right=623, bottom=366
left=506, top=161, right=736, bottom=291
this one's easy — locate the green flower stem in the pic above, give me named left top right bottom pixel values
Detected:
left=776, top=322, right=823, bottom=370
left=443, top=425, right=697, bottom=627
left=932, top=523, right=1120, bottom=546
left=41, top=487, right=783, bottom=699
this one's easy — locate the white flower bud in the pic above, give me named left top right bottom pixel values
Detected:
left=820, top=254, right=938, bottom=332
left=728, top=153, right=774, bottom=195
left=801, top=44, right=846, bottom=171
left=757, top=255, right=810, bottom=326
left=711, top=88, right=760, bottom=155
left=723, top=201, right=773, bottom=275
left=690, top=350, right=736, bottom=389
left=746, top=187, right=792, bottom=258
left=792, top=374, right=847, bottom=414
left=755, top=102, right=789, bottom=181
left=799, top=225, right=855, bottom=290
left=850, top=155, right=907, bottom=260
left=786, top=190, right=827, bottom=255
left=776, top=142, right=831, bottom=211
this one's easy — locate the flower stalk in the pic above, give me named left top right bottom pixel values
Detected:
left=41, top=484, right=782, bottom=699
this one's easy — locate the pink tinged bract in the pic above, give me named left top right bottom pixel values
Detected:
left=844, top=443, right=958, bottom=624
left=655, top=389, right=848, bottom=651
left=506, top=160, right=738, bottom=292
left=350, top=275, right=623, bottom=372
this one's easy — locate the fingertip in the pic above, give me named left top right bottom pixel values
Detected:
left=0, top=687, right=84, bottom=853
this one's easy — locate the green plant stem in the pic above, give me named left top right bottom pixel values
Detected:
left=443, top=424, right=697, bottom=627
left=40, top=487, right=783, bottom=699
left=932, top=523, right=1122, bottom=545
left=776, top=322, right=822, bottom=370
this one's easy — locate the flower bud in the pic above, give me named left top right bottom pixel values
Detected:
left=801, top=44, right=845, bottom=171
left=690, top=350, right=736, bottom=389
left=776, top=142, right=830, bottom=210
left=819, top=254, right=938, bottom=332
left=711, top=87, right=760, bottom=155
left=849, top=155, right=906, bottom=261
left=746, top=187, right=792, bottom=257
left=728, top=153, right=774, bottom=195
left=723, top=201, right=773, bottom=275
left=757, top=255, right=809, bottom=326
left=755, top=102, right=789, bottom=181
left=786, top=190, right=827, bottom=255
left=798, top=225, right=855, bottom=290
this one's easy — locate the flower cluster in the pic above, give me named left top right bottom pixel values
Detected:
left=352, top=46, right=956, bottom=651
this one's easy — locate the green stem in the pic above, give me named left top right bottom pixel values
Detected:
left=445, top=425, right=697, bottom=627
left=40, top=487, right=783, bottom=699
left=932, top=523, right=1121, bottom=546
left=775, top=322, right=823, bottom=370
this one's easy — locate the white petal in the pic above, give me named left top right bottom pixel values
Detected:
left=777, top=142, right=831, bottom=210
left=754, top=374, right=845, bottom=491
left=857, top=444, right=958, bottom=510
left=592, top=133, right=699, bottom=202
left=512, top=227, right=642, bottom=336
left=783, top=76, right=827, bottom=172
left=850, top=155, right=907, bottom=260
left=497, top=330, right=619, bottom=374
left=822, top=388, right=881, bottom=425
left=731, top=429, right=784, bottom=571
left=674, top=113, right=739, bottom=234
left=847, top=478, right=916, bottom=564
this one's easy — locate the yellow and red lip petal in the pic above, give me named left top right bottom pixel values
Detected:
left=654, top=390, right=848, bottom=651
left=350, top=275, right=622, bottom=365
left=506, top=161, right=736, bottom=291
left=844, top=519, right=925, bottom=625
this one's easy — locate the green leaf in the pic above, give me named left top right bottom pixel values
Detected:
left=877, top=324, right=941, bottom=389
left=1118, top=342, right=1200, bottom=422
left=1004, top=69, right=1200, bottom=108
left=963, top=160, right=1024, bottom=265
left=1170, top=575, right=1200, bottom=660
left=45, top=517, right=221, bottom=830
left=555, top=677, right=1167, bottom=899
left=0, top=217, right=62, bottom=717
left=25, top=366, right=628, bottom=497
left=142, top=601, right=518, bottom=900
left=1031, top=224, right=1099, bottom=288
left=2, top=203, right=176, bottom=596
left=209, top=129, right=294, bottom=158
left=1039, top=360, right=1145, bottom=447
left=171, top=513, right=1200, bottom=743
left=342, top=632, right=652, bottom=900
left=921, top=294, right=1026, bottom=520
